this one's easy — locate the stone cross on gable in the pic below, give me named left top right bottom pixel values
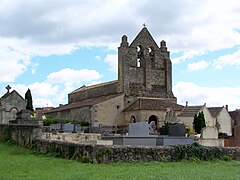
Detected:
left=143, top=23, right=146, bottom=27
left=6, top=85, right=11, bottom=93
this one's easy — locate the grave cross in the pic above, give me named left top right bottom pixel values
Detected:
left=6, top=85, right=11, bottom=93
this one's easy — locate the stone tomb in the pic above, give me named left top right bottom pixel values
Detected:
left=50, top=123, right=81, bottom=133
left=9, top=109, right=37, bottom=125
left=169, top=124, right=186, bottom=136
left=102, top=122, right=193, bottom=146
left=198, top=126, right=224, bottom=147
left=128, top=122, right=149, bottom=136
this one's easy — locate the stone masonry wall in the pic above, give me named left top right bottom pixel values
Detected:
left=1, top=124, right=240, bottom=163
left=34, top=139, right=174, bottom=163
left=0, top=124, right=41, bottom=147
left=34, top=139, right=240, bottom=163
left=69, top=82, right=118, bottom=103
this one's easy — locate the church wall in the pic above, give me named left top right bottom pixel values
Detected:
left=48, top=107, right=91, bottom=123
left=70, top=107, right=91, bottom=122
left=124, top=109, right=183, bottom=128
left=139, top=110, right=166, bottom=127
left=92, top=95, right=124, bottom=127
left=124, top=111, right=141, bottom=124
left=69, top=82, right=118, bottom=103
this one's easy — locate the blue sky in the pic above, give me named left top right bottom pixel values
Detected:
left=0, top=0, right=240, bottom=110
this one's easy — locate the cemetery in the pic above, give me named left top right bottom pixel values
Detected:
left=1, top=27, right=240, bottom=164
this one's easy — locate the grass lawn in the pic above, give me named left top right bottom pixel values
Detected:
left=0, top=142, right=240, bottom=180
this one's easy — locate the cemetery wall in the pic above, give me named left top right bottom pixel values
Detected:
left=1, top=124, right=240, bottom=163
left=0, top=124, right=41, bottom=147
left=33, top=139, right=240, bottom=163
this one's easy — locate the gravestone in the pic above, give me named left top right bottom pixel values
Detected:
left=169, top=124, right=186, bottom=136
left=128, top=122, right=149, bottom=136
left=50, top=123, right=80, bottom=133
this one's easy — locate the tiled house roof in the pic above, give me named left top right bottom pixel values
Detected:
left=178, top=105, right=203, bottom=117
left=124, top=97, right=184, bottom=111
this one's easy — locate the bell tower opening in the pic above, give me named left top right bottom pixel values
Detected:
left=137, top=45, right=143, bottom=67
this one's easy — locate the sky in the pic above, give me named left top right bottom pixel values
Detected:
left=0, top=0, right=240, bottom=111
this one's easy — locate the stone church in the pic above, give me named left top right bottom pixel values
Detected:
left=45, top=27, right=183, bottom=132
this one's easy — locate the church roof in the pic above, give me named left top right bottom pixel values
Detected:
left=70, top=80, right=118, bottom=94
left=130, top=27, right=159, bottom=48
left=123, top=97, right=183, bottom=112
left=44, top=93, right=122, bottom=113
left=178, top=105, right=203, bottom=117
left=208, top=107, right=224, bottom=118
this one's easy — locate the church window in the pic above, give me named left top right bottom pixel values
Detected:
left=149, top=47, right=154, bottom=60
left=149, top=47, right=155, bottom=68
left=131, top=115, right=136, bottom=123
left=10, top=108, right=18, bottom=120
left=137, top=45, right=143, bottom=67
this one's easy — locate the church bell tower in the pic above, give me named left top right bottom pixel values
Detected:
left=117, top=27, right=176, bottom=103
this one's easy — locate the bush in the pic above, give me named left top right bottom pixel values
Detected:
left=171, top=142, right=228, bottom=161
left=79, top=120, right=90, bottom=126
left=43, top=117, right=89, bottom=126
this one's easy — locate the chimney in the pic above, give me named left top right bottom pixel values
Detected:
left=225, top=105, right=228, bottom=111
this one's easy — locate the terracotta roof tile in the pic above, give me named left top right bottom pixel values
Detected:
left=44, top=93, right=121, bottom=113
left=124, top=97, right=183, bottom=111
left=178, top=105, right=203, bottom=117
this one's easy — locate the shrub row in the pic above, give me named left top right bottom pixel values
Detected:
left=43, top=117, right=89, bottom=126
left=33, top=139, right=240, bottom=163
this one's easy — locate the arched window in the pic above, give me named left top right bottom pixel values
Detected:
left=149, top=47, right=155, bottom=68
left=130, top=115, right=136, bottom=123
left=10, top=107, right=18, bottom=120
left=148, top=47, right=154, bottom=60
left=148, top=115, right=158, bottom=126
left=137, top=45, right=143, bottom=67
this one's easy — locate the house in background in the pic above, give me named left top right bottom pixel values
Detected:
left=226, top=109, right=240, bottom=147
left=208, top=106, right=232, bottom=136
left=177, top=104, right=215, bottom=131
left=0, top=85, right=27, bottom=124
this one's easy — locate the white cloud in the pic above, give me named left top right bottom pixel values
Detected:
left=46, top=68, right=101, bottom=84
left=173, top=82, right=240, bottom=110
left=172, top=51, right=205, bottom=64
left=187, top=60, right=209, bottom=72
left=95, top=55, right=100, bottom=60
left=212, top=49, right=240, bottom=69
left=0, top=0, right=239, bottom=82
left=6, top=82, right=59, bottom=107
left=104, top=54, right=118, bottom=73
left=0, top=42, right=31, bottom=82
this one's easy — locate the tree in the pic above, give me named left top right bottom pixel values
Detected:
left=193, top=113, right=199, bottom=133
left=193, top=111, right=206, bottom=134
left=25, top=88, right=33, bottom=112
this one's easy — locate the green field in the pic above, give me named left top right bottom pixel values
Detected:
left=0, top=143, right=240, bottom=180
